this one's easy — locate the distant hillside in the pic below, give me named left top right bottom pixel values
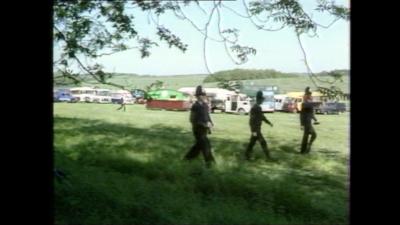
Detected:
left=293, top=69, right=349, bottom=77
left=53, top=69, right=349, bottom=93
left=204, top=69, right=297, bottom=83
left=203, top=69, right=349, bottom=83
left=316, top=69, right=349, bottom=76
left=54, top=73, right=209, bottom=90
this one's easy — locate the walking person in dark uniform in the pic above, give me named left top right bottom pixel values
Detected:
left=116, top=96, right=126, bottom=112
left=184, top=85, right=215, bottom=167
left=300, top=87, right=319, bottom=154
left=245, top=91, right=274, bottom=161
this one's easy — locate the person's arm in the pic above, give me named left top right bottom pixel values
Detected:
left=309, top=103, right=317, bottom=122
left=258, top=106, right=273, bottom=127
left=190, top=108, right=195, bottom=124
left=190, top=104, right=199, bottom=125
left=206, top=105, right=214, bottom=127
left=207, top=114, right=214, bottom=127
left=300, top=110, right=305, bottom=129
left=263, top=116, right=273, bottom=127
left=312, top=113, right=317, bottom=122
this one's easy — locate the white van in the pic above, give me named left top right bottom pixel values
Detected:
left=178, top=87, right=251, bottom=115
left=70, top=87, right=96, bottom=103
left=274, top=94, right=287, bottom=111
left=224, top=93, right=251, bottom=115
left=93, top=89, right=112, bottom=103
left=110, top=90, right=135, bottom=104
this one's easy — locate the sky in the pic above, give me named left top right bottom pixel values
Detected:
left=54, top=0, right=350, bottom=76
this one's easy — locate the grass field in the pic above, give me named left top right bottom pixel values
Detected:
left=54, top=103, right=349, bottom=225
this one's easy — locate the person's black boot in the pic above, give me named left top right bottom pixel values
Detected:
left=306, top=142, right=313, bottom=153
left=300, top=145, right=308, bottom=154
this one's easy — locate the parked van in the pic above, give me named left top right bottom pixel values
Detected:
left=178, top=87, right=251, bottom=115
left=110, top=90, right=135, bottom=104
left=283, top=91, right=323, bottom=113
left=224, top=93, right=251, bottom=115
left=93, top=89, right=112, bottom=103
left=70, top=87, right=96, bottom=103
left=274, top=94, right=287, bottom=111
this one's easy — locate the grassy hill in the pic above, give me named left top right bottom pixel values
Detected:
left=55, top=72, right=349, bottom=94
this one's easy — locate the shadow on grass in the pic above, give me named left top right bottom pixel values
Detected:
left=54, top=116, right=349, bottom=225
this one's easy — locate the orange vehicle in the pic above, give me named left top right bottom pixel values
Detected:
left=282, top=91, right=323, bottom=113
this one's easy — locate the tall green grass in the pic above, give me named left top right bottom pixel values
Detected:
left=54, top=103, right=349, bottom=225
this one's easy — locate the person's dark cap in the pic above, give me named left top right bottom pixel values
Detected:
left=256, top=90, right=264, bottom=101
left=195, top=85, right=206, bottom=96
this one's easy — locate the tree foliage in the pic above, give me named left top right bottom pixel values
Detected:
left=145, top=80, right=164, bottom=92
left=53, top=0, right=350, bottom=93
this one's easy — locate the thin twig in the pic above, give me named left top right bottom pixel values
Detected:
left=295, top=33, right=337, bottom=86
left=202, top=2, right=219, bottom=75
left=216, top=6, right=242, bottom=65
left=74, top=56, right=126, bottom=89
left=241, top=0, right=285, bottom=32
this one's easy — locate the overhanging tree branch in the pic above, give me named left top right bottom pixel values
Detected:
left=54, top=0, right=349, bottom=91
left=242, top=0, right=285, bottom=32
left=74, top=56, right=126, bottom=89
left=295, top=33, right=341, bottom=88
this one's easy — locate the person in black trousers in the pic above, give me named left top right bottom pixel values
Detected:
left=117, top=97, right=126, bottom=112
left=300, top=87, right=319, bottom=154
left=184, top=85, right=215, bottom=167
left=245, top=91, right=274, bottom=161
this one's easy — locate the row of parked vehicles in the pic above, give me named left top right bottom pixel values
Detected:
left=177, top=87, right=282, bottom=114
left=278, top=92, right=348, bottom=114
left=54, top=87, right=348, bottom=115
left=53, top=87, right=146, bottom=104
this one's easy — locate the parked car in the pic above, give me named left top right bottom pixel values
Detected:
left=315, top=102, right=345, bottom=114
left=336, top=102, right=347, bottom=113
left=54, top=92, right=78, bottom=103
left=131, top=89, right=146, bottom=104
left=282, top=98, right=298, bottom=113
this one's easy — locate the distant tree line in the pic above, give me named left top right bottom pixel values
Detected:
left=317, top=69, right=349, bottom=76
left=204, top=68, right=349, bottom=83
left=203, top=69, right=296, bottom=83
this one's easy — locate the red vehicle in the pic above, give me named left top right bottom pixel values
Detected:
left=282, top=97, right=322, bottom=113
left=146, top=99, right=191, bottom=111
left=282, top=98, right=299, bottom=113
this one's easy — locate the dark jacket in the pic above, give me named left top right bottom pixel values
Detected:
left=249, top=104, right=271, bottom=131
left=300, top=102, right=317, bottom=126
left=190, top=101, right=213, bottom=128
